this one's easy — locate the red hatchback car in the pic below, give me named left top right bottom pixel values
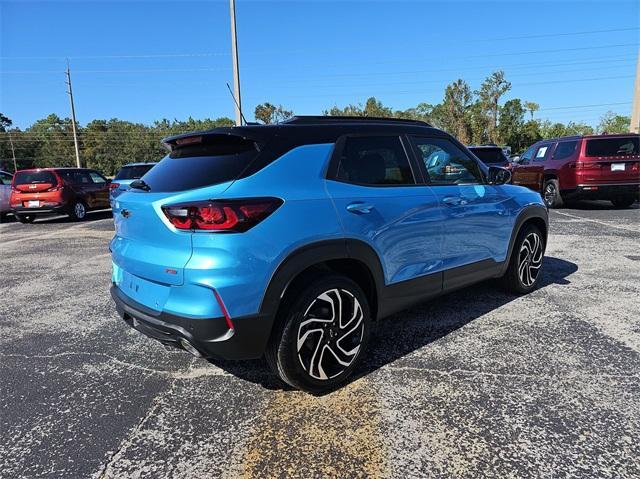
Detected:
left=10, top=168, right=111, bottom=223
left=511, top=134, right=640, bottom=208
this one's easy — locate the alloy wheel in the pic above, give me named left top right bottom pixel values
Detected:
left=543, top=183, right=556, bottom=207
left=296, top=288, right=365, bottom=380
left=75, top=202, right=86, bottom=219
left=518, top=232, right=543, bottom=287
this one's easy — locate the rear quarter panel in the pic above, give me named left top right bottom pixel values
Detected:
left=186, top=143, right=342, bottom=319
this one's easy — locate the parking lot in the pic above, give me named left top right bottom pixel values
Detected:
left=1, top=203, right=639, bottom=478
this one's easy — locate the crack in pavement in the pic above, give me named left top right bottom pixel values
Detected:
left=93, top=357, right=197, bottom=479
left=0, top=351, right=228, bottom=379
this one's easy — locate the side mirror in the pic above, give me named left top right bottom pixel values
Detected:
left=488, top=166, right=512, bottom=185
left=510, top=156, right=520, bottom=163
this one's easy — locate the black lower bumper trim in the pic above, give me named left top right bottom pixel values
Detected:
left=12, top=206, right=68, bottom=215
left=564, top=184, right=640, bottom=200
left=110, top=285, right=272, bottom=360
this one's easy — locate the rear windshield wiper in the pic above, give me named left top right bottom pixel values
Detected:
left=130, top=179, right=151, bottom=191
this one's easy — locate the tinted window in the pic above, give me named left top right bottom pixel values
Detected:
left=141, top=136, right=259, bottom=193
left=114, top=164, right=155, bottom=180
left=57, top=170, right=91, bottom=184
left=0, top=173, right=12, bottom=185
left=585, top=137, right=639, bottom=157
left=469, top=147, right=508, bottom=165
left=335, top=136, right=414, bottom=185
left=412, top=137, right=483, bottom=185
left=89, top=172, right=106, bottom=184
left=553, top=141, right=578, bottom=160
left=14, top=170, right=57, bottom=186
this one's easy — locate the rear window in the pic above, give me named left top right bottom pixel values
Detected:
left=585, top=137, right=639, bottom=157
left=114, top=164, right=155, bottom=180
left=140, top=136, right=259, bottom=192
left=14, top=170, right=57, bottom=186
left=469, top=148, right=507, bottom=164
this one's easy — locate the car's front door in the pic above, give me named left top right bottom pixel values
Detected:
left=325, top=135, right=443, bottom=288
left=0, top=172, right=13, bottom=212
left=408, top=135, right=515, bottom=288
left=511, top=143, right=548, bottom=193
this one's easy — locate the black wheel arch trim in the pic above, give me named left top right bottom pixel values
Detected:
left=501, top=204, right=548, bottom=276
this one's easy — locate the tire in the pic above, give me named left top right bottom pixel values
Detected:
left=15, top=214, right=35, bottom=224
left=501, top=223, right=545, bottom=294
left=610, top=195, right=636, bottom=209
left=68, top=200, right=88, bottom=221
left=542, top=179, right=563, bottom=208
left=265, top=274, right=372, bottom=394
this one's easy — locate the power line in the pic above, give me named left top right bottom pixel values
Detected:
left=1, top=26, right=637, bottom=61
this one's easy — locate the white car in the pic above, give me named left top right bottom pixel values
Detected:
left=0, top=170, right=13, bottom=222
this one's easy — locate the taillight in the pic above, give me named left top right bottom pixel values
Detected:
left=162, top=198, right=283, bottom=232
left=109, top=182, right=120, bottom=190
left=573, top=161, right=602, bottom=170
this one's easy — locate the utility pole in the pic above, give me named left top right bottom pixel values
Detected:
left=229, top=0, right=243, bottom=126
left=631, top=49, right=640, bottom=134
left=65, top=60, right=82, bottom=167
left=8, top=132, right=17, bottom=172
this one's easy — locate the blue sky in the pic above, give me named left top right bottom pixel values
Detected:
left=1, top=0, right=638, bottom=129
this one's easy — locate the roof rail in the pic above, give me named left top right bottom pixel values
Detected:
left=282, top=115, right=431, bottom=127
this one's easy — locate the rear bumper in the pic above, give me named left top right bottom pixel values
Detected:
left=563, top=183, right=640, bottom=200
left=111, top=284, right=272, bottom=360
left=12, top=204, right=69, bottom=216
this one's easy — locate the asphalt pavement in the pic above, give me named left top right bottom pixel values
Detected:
left=1, top=202, right=639, bottom=478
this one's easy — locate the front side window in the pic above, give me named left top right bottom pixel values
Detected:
left=335, top=136, right=415, bottom=186
left=411, top=137, right=483, bottom=185
left=553, top=141, right=578, bottom=161
left=519, top=145, right=536, bottom=164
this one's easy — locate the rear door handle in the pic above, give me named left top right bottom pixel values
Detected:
left=443, top=196, right=467, bottom=206
left=346, top=202, right=375, bottom=214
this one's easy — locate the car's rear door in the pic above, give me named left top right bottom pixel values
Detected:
left=88, top=170, right=110, bottom=207
left=408, top=135, right=515, bottom=288
left=325, top=134, right=443, bottom=288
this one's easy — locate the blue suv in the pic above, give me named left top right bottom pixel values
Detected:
left=110, top=116, right=547, bottom=393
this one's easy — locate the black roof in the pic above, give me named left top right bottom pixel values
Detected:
left=162, top=115, right=439, bottom=150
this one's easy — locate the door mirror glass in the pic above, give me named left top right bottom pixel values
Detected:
left=488, top=166, right=512, bottom=185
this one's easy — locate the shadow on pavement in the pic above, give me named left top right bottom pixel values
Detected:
left=564, top=200, right=639, bottom=211
left=209, top=256, right=578, bottom=393
left=31, top=209, right=113, bottom=224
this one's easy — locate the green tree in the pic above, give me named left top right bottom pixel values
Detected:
left=26, top=114, right=78, bottom=168
left=597, top=111, right=631, bottom=134
left=442, top=79, right=472, bottom=144
left=497, top=99, right=526, bottom=150
left=477, top=70, right=511, bottom=143
left=325, top=97, right=394, bottom=118
left=254, top=103, right=294, bottom=124
left=523, top=101, right=539, bottom=120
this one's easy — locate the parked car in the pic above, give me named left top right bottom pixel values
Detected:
left=512, top=134, right=640, bottom=208
left=0, top=170, right=14, bottom=222
left=110, top=162, right=157, bottom=207
left=110, top=116, right=548, bottom=393
left=10, top=168, right=111, bottom=223
left=468, top=145, right=512, bottom=168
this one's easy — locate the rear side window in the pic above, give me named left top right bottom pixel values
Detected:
left=533, top=145, right=550, bottom=162
left=141, top=136, right=259, bottom=192
left=114, top=164, right=155, bottom=180
left=14, top=171, right=57, bottom=185
left=585, top=137, right=639, bottom=157
left=334, top=136, right=415, bottom=185
left=89, top=172, right=107, bottom=184
left=553, top=141, right=578, bottom=160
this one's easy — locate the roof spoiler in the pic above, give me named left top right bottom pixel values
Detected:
left=161, top=128, right=264, bottom=152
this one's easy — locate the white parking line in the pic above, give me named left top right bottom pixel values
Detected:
left=553, top=210, right=640, bottom=233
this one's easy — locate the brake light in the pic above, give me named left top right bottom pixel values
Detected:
left=162, top=198, right=283, bottom=232
left=109, top=182, right=120, bottom=190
